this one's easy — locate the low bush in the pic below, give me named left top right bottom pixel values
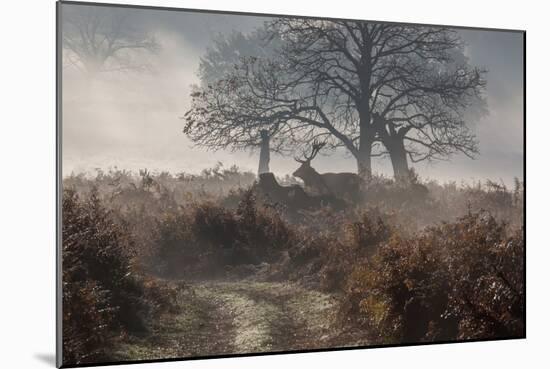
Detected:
left=271, top=209, right=393, bottom=291
left=62, top=189, right=178, bottom=364
left=154, top=190, right=296, bottom=278
left=319, top=211, right=392, bottom=291
left=342, top=211, right=525, bottom=344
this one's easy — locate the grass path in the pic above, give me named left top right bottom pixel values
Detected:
left=194, top=281, right=337, bottom=353
left=111, top=280, right=356, bottom=361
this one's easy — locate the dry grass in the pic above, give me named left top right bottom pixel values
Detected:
left=62, top=166, right=524, bottom=362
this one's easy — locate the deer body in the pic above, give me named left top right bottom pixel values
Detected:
left=257, top=173, right=345, bottom=210
left=293, top=141, right=361, bottom=203
left=293, top=166, right=360, bottom=202
left=292, top=165, right=332, bottom=196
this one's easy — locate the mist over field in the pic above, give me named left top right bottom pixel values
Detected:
left=61, top=4, right=523, bottom=185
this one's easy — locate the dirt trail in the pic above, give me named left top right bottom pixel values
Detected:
left=112, top=280, right=347, bottom=361
left=194, top=281, right=337, bottom=353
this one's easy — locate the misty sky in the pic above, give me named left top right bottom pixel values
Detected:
left=61, top=3, right=524, bottom=185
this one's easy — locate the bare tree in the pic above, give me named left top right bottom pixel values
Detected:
left=62, top=6, right=160, bottom=75
left=183, top=29, right=289, bottom=172
left=270, top=19, right=486, bottom=180
left=185, top=19, right=486, bottom=181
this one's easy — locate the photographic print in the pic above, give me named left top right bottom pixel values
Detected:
left=57, top=1, right=525, bottom=367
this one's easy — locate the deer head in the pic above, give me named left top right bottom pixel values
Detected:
left=293, top=140, right=326, bottom=180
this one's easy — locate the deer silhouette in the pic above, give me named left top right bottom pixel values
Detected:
left=293, top=140, right=361, bottom=203
left=257, top=172, right=345, bottom=210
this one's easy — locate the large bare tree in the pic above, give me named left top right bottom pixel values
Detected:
left=62, top=6, right=160, bottom=76
left=185, top=19, right=486, bottom=180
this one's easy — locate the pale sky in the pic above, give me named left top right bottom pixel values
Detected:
left=61, top=3, right=524, bottom=186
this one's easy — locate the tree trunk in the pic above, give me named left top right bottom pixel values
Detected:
left=258, top=130, right=270, bottom=175
left=356, top=146, right=372, bottom=180
left=357, top=101, right=373, bottom=180
left=375, top=115, right=410, bottom=183
left=388, top=140, right=410, bottom=183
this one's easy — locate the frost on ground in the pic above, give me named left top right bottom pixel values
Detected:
left=110, top=280, right=361, bottom=361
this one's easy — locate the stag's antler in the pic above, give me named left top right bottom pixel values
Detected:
left=295, top=139, right=326, bottom=164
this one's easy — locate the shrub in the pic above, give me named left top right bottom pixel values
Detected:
left=270, top=209, right=393, bottom=291
left=62, top=189, right=178, bottom=364
left=319, top=212, right=392, bottom=291
left=235, top=190, right=295, bottom=262
left=342, top=211, right=525, bottom=344
left=154, top=208, right=207, bottom=277
left=62, top=278, right=115, bottom=364
left=154, top=190, right=296, bottom=278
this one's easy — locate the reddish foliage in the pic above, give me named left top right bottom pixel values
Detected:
left=342, top=211, right=524, bottom=344
left=62, top=189, right=179, bottom=365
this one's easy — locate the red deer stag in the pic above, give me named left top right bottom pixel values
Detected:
left=293, top=141, right=361, bottom=203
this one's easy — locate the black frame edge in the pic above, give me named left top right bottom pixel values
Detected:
left=522, top=30, right=526, bottom=339
left=56, top=1, right=64, bottom=367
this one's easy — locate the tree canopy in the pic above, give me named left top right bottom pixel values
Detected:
left=184, top=19, right=487, bottom=180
